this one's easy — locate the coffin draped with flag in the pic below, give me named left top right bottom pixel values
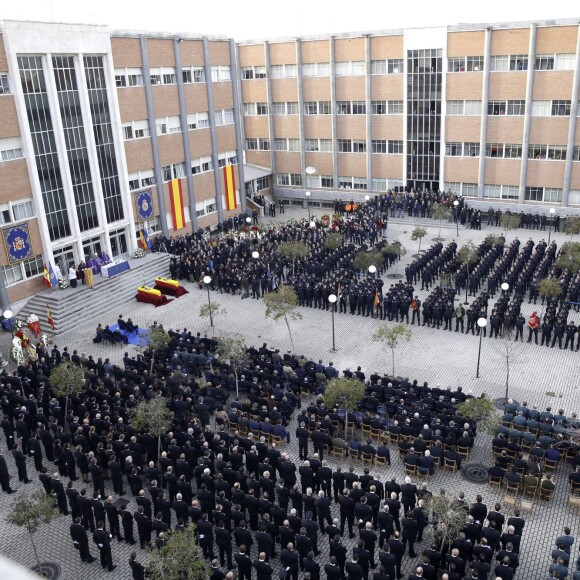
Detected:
left=135, top=286, right=172, bottom=307
left=154, top=277, right=189, bottom=297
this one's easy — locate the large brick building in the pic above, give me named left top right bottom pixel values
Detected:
left=0, top=19, right=580, bottom=306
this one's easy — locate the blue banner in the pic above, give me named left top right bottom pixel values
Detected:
left=135, top=190, right=154, bottom=220
left=2, top=223, right=34, bottom=265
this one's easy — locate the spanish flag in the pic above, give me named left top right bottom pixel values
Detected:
left=223, top=165, right=237, bottom=211
left=139, top=230, right=147, bottom=250
left=169, top=178, right=185, bottom=230
left=47, top=305, right=54, bottom=331
left=374, top=290, right=379, bottom=306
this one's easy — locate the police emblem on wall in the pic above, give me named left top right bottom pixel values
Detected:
left=2, top=223, right=34, bottom=264
left=135, top=190, right=154, bottom=220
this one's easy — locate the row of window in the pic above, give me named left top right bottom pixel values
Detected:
left=123, top=110, right=216, bottom=140
left=2, top=254, right=44, bottom=287
left=114, top=65, right=231, bottom=88
left=242, top=60, right=404, bottom=79
left=251, top=138, right=404, bottom=154
left=0, top=200, right=35, bottom=225
left=0, top=135, right=24, bottom=161
left=446, top=182, right=580, bottom=204
left=445, top=142, right=580, bottom=160
left=448, top=53, right=576, bottom=73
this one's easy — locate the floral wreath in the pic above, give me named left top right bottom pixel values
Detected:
left=321, top=215, right=330, bottom=228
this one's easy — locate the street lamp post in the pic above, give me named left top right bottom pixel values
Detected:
left=368, top=264, right=377, bottom=278
left=328, top=294, right=337, bottom=351
left=203, top=275, right=213, bottom=327
left=548, top=207, right=556, bottom=244
left=252, top=251, right=260, bottom=259
left=305, top=191, right=311, bottom=221
left=3, top=309, right=13, bottom=335
left=476, top=317, right=487, bottom=378
left=501, top=282, right=509, bottom=293
left=453, top=200, right=459, bottom=236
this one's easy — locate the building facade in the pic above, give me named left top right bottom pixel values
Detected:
left=1, top=19, right=580, bottom=306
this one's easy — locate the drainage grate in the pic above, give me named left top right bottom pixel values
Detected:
left=31, top=562, right=61, bottom=579
left=461, top=463, right=489, bottom=483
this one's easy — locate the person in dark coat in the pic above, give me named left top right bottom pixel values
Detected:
left=104, top=496, right=124, bottom=542
left=120, top=505, right=136, bottom=544
left=77, top=488, right=95, bottom=531
left=216, top=521, right=233, bottom=569
left=129, top=552, right=146, bottom=580
left=304, top=551, right=321, bottom=580
left=280, top=543, right=300, bottom=580
left=0, top=448, right=15, bottom=493
left=254, top=552, right=274, bottom=580
left=12, top=443, right=32, bottom=483
left=93, top=520, right=116, bottom=571
left=52, top=473, right=69, bottom=515
left=70, top=517, right=96, bottom=563
left=133, top=506, right=152, bottom=549
left=234, top=545, right=253, bottom=580
left=66, top=480, right=81, bottom=519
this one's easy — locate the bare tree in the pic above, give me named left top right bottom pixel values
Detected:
left=491, top=329, right=524, bottom=401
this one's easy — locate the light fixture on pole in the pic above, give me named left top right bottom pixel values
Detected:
left=203, top=275, right=213, bottom=327
left=501, top=282, right=509, bottom=293
left=368, top=265, right=377, bottom=277
left=548, top=207, right=556, bottom=244
left=365, top=194, right=370, bottom=203
left=453, top=200, right=459, bottom=236
left=305, top=191, right=311, bottom=221
left=309, top=220, right=316, bottom=228
left=252, top=251, right=260, bottom=259
left=328, top=294, right=337, bottom=351
left=246, top=216, right=252, bottom=226
left=476, top=317, right=487, bottom=378
left=3, top=309, right=13, bottom=335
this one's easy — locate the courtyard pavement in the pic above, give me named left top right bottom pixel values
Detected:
left=0, top=207, right=578, bottom=579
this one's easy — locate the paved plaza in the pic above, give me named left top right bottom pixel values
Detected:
left=0, top=207, right=578, bottom=579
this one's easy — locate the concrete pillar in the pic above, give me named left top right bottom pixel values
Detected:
left=296, top=39, right=307, bottom=191
left=477, top=27, right=492, bottom=200
left=518, top=24, right=537, bottom=204
left=330, top=36, right=338, bottom=191
left=140, top=36, right=169, bottom=236
left=264, top=41, right=277, bottom=183
left=562, top=26, right=580, bottom=208
left=365, top=35, right=372, bottom=194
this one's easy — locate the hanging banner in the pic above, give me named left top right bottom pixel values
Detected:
left=169, top=179, right=185, bottom=230
left=223, top=165, right=237, bottom=211
left=135, top=190, right=154, bottom=221
left=2, top=223, right=34, bottom=265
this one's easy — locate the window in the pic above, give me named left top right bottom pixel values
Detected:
left=2, top=253, right=43, bottom=286
left=122, top=125, right=133, bottom=140
left=161, top=162, right=186, bottom=181
left=303, top=62, right=330, bottom=77
left=573, top=146, right=580, bottom=161
left=214, top=108, right=234, bottom=125
left=552, top=100, right=571, bottom=116
left=547, top=145, right=566, bottom=160
left=275, top=173, right=301, bottom=186
left=304, top=101, right=331, bottom=115
left=466, top=56, right=484, bottom=71
left=186, top=111, right=209, bottom=130
left=464, top=100, right=482, bottom=115
left=570, top=190, right=580, bottom=205
left=274, top=138, right=297, bottom=151
left=555, top=53, right=575, bottom=71
left=150, top=67, right=177, bottom=85
left=243, top=103, right=256, bottom=116
left=529, top=145, right=547, bottom=159
left=483, top=184, right=501, bottom=199
left=0, top=136, right=24, bottom=161
left=246, top=138, right=258, bottom=150
left=270, top=64, right=297, bottom=79
left=488, top=100, right=506, bottom=115
left=444, top=182, right=460, bottom=194
left=257, top=102, right=268, bottom=115
left=338, top=139, right=352, bottom=153
left=510, top=55, right=528, bottom=71
left=462, top=183, right=478, bottom=197
left=489, top=55, right=509, bottom=72
left=338, top=176, right=352, bottom=189
left=305, top=139, right=332, bottom=152
left=525, top=186, right=543, bottom=201
left=128, top=73, right=143, bottom=86
left=387, top=101, right=403, bottom=114
left=352, top=140, right=366, bottom=153
left=114, top=68, right=144, bottom=87
left=387, top=59, right=403, bottom=74
left=545, top=188, right=563, bottom=202
left=532, top=100, right=551, bottom=116
left=446, top=100, right=464, bottom=115
left=335, top=61, right=364, bottom=76
left=448, top=57, right=465, bottom=72
left=352, top=101, right=366, bottom=115
left=157, top=115, right=181, bottom=134
left=507, top=100, right=525, bottom=115
left=486, top=143, right=504, bottom=157
left=352, top=177, right=367, bottom=190
left=156, top=122, right=167, bottom=136
left=211, top=66, right=231, bottom=82
left=191, top=155, right=213, bottom=174
left=372, top=101, right=386, bottom=115
left=463, top=143, right=480, bottom=157
left=445, top=142, right=462, bottom=156
left=504, top=144, right=522, bottom=158
left=336, top=101, right=351, bottom=115
left=535, top=55, right=555, bottom=70
left=240, top=66, right=266, bottom=79
left=0, top=73, right=10, bottom=94
left=372, top=140, right=387, bottom=154
left=12, top=200, right=34, bottom=221
left=321, top=176, right=333, bottom=188
left=182, top=67, right=205, bottom=83
left=371, top=60, right=386, bottom=75
left=372, top=178, right=387, bottom=192
left=388, top=140, right=403, bottom=154
left=502, top=185, right=519, bottom=200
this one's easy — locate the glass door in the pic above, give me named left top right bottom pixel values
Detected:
left=110, top=227, right=128, bottom=257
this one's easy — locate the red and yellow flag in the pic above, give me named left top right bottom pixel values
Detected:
left=169, top=178, right=185, bottom=230
left=223, top=165, right=237, bottom=211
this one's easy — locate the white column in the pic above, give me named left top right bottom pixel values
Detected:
left=477, top=27, right=492, bottom=199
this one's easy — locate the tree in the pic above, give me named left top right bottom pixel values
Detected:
left=484, top=233, right=503, bottom=247
left=556, top=242, right=580, bottom=274
left=148, top=523, right=208, bottom=580
left=455, top=394, right=501, bottom=437
left=215, top=332, right=249, bottom=396
left=500, top=213, right=521, bottom=236
left=128, top=397, right=173, bottom=466
left=538, top=278, right=563, bottom=317
left=411, top=227, right=428, bottom=255
left=372, top=323, right=412, bottom=376
left=564, top=216, right=580, bottom=240
left=49, top=360, right=85, bottom=432
left=264, top=285, right=303, bottom=353
left=491, top=331, right=524, bottom=401
left=323, top=378, right=366, bottom=440
left=383, top=242, right=407, bottom=278
left=278, top=241, right=310, bottom=275
left=324, top=232, right=343, bottom=251
left=142, top=324, right=172, bottom=374
left=7, top=489, right=59, bottom=575
left=431, top=203, right=448, bottom=241
left=457, top=241, right=479, bottom=304
left=424, top=492, right=469, bottom=553
left=199, top=302, right=227, bottom=336
left=353, top=250, right=384, bottom=275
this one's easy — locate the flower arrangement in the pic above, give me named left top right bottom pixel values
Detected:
left=132, top=247, right=146, bottom=259
left=320, top=214, right=331, bottom=228
left=58, top=278, right=69, bottom=289
left=26, top=314, right=39, bottom=324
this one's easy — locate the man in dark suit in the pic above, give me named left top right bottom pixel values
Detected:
left=234, top=545, right=253, bottom=580
left=104, top=496, right=124, bottom=542
left=254, top=552, right=274, bottom=580
left=136, top=490, right=152, bottom=520
left=324, top=556, right=342, bottom=580
left=93, top=520, right=116, bottom=571
left=51, top=473, right=69, bottom=515
left=70, top=517, right=96, bottom=563
left=0, top=448, right=15, bottom=493
left=216, top=521, right=233, bottom=569
left=280, top=543, right=300, bottom=580
left=12, top=443, right=31, bottom=483
left=77, top=489, right=95, bottom=531
left=120, top=505, right=135, bottom=544
left=134, top=506, right=151, bottom=549
left=345, top=554, right=364, bottom=580
left=198, top=513, right=215, bottom=559
left=129, top=552, right=146, bottom=580
left=304, top=551, right=321, bottom=580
